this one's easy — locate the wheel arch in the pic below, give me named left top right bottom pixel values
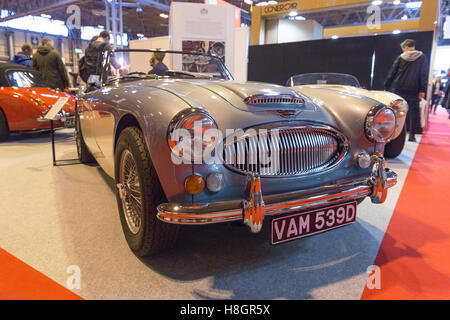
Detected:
left=114, top=113, right=144, bottom=153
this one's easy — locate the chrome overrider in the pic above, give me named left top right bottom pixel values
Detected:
left=156, top=154, right=397, bottom=233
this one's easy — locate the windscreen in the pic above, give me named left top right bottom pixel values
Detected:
left=8, top=70, right=48, bottom=88
left=287, top=73, right=361, bottom=88
left=103, top=50, right=232, bottom=83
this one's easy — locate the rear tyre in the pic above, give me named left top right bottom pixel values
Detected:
left=115, top=127, right=179, bottom=256
left=384, top=124, right=406, bottom=159
left=0, top=109, right=9, bottom=142
left=75, top=114, right=95, bottom=163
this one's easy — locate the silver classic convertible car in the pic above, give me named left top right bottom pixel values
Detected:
left=76, top=49, right=397, bottom=256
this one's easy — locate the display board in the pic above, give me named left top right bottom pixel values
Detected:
left=169, top=2, right=235, bottom=76
left=248, top=31, right=433, bottom=90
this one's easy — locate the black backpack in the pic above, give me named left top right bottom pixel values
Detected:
left=79, top=41, right=108, bottom=83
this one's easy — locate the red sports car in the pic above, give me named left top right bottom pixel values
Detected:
left=0, top=62, right=76, bottom=141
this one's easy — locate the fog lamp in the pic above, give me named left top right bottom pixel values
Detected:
left=357, top=152, right=371, bottom=169
left=185, top=174, right=205, bottom=195
left=206, top=172, right=224, bottom=192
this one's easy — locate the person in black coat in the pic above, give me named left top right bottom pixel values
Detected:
left=385, top=39, right=429, bottom=142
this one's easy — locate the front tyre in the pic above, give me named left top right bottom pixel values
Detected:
left=115, top=127, right=179, bottom=256
left=384, top=124, right=406, bottom=159
left=0, top=109, right=9, bottom=142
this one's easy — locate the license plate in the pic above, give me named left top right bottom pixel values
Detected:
left=271, top=201, right=357, bottom=245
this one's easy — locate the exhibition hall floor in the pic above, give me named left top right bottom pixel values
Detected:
left=1, top=110, right=449, bottom=300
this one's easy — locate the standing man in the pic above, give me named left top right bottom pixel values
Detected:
left=79, top=31, right=121, bottom=83
left=385, top=39, right=428, bottom=142
left=32, top=38, right=69, bottom=90
left=12, top=43, right=33, bottom=67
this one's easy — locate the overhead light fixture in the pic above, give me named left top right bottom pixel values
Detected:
left=267, top=0, right=278, bottom=4
left=372, top=0, right=383, bottom=5
left=160, top=13, right=168, bottom=19
left=401, top=15, right=408, bottom=20
left=288, top=11, right=298, bottom=17
left=295, top=15, right=306, bottom=20
left=405, top=1, right=422, bottom=8
left=255, top=1, right=268, bottom=6
left=97, top=25, right=105, bottom=29
left=137, top=33, right=145, bottom=38
left=393, top=0, right=401, bottom=4
left=40, top=14, right=51, bottom=19
left=244, top=0, right=253, bottom=5
left=392, top=29, right=401, bottom=34
left=332, top=35, right=339, bottom=39
left=136, top=7, right=143, bottom=13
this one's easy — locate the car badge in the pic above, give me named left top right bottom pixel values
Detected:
left=266, top=110, right=303, bottom=118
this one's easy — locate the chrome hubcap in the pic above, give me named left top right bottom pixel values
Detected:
left=119, top=149, right=143, bottom=234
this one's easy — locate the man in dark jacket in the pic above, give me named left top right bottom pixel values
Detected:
left=80, top=31, right=121, bottom=83
left=12, top=43, right=32, bottom=67
left=148, top=51, right=168, bottom=76
left=385, top=39, right=429, bottom=142
left=32, top=38, right=69, bottom=90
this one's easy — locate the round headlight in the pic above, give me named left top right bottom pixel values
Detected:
left=365, top=105, right=396, bottom=143
left=167, top=109, right=218, bottom=163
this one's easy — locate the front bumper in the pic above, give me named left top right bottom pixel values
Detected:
left=157, top=155, right=397, bottom=233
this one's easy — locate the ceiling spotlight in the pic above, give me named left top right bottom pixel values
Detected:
left=267, top=0, right=278, bottom=4
left=137, top=33, right=145, bottom=38
left=295, top=15, right=306, bottom=20
left=332, top=35, right=339, bottom=39
left=136, top=7, right=143, bottom=13
left=392, top=29, right=401, bottom=34
left=393, top=0, right=401, bottom=4
left=288, top=11, right=298, bottom=17
left=97, top=25, right=105, bottom=29
left=40, top=14, right=51, bottom=19
left=255, top=1, right=268, bottom=6
left=244, top=0, right=253, bottom=5
left=401, top=14, right=408, bottom=20
left=160, top=13, right=168, bottom=19
left=372, top=0, right=382, bottom=5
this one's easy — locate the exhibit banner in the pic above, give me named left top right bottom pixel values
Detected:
left=169, top=2, right=235, bottom=76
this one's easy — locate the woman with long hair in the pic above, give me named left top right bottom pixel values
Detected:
left=431, top=76, right=443, bottom=114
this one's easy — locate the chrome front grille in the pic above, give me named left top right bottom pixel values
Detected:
left=223, top=126, right=347, bottom=176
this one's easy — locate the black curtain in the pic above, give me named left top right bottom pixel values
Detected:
left=248, top=31, right=433, bottom=91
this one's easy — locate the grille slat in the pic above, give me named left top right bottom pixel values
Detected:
left=224, top=126, right=344, bottom=177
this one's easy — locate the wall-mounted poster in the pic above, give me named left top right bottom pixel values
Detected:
left=181, top=40, right=225, bottom=73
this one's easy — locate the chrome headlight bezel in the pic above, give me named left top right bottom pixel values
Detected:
left=167, top=108, right=218, bottom=162
left=365, top=104, right=397, bottom=143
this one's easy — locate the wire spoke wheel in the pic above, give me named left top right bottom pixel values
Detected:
left=119, top=149, right=143, bottom=235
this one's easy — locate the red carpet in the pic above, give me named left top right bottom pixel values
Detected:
left=361, top=109, right=450, bottom=300
left=0, top=248, right=83, bottom=300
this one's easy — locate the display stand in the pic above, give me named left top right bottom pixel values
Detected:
left=39, top=96, right=81, bottom=166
